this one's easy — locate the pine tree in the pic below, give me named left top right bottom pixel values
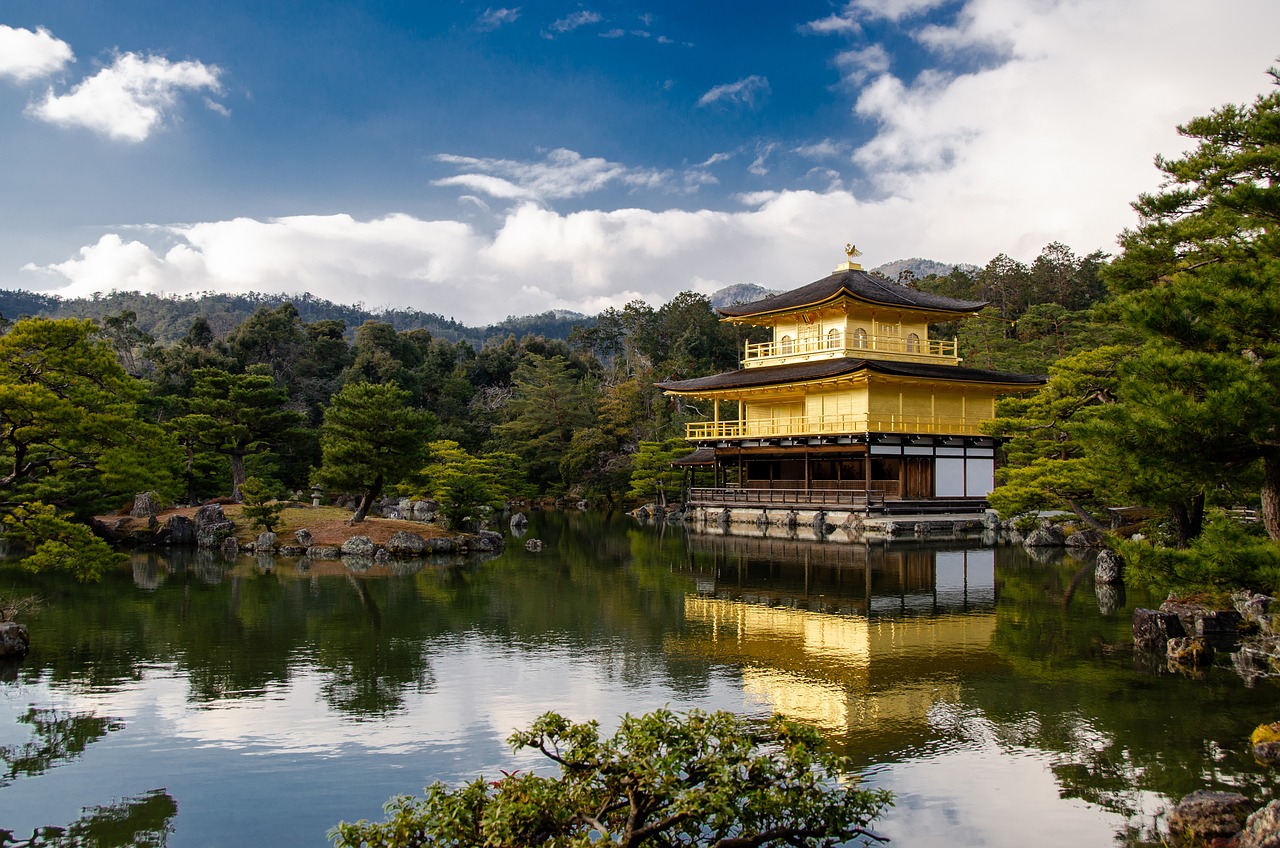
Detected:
left=1105, top=67, right=1280, bottom=540
left=313, top=382, right=435, bottom=522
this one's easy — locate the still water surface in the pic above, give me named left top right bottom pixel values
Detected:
left=1, top=512, right=1275, bottom=846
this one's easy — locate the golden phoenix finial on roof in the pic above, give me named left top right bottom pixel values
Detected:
left=844, top=243, right=862, bottom=261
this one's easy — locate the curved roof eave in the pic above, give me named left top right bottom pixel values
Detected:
left=717, top=269, right=987, bottom=319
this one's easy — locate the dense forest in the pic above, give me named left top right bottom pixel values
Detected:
left=3, top=71, right=1280, bottom=597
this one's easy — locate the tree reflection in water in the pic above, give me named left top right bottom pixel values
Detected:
left=1, top=708, right=124, bottom=787
left=0, top=789, right=177, bottom=848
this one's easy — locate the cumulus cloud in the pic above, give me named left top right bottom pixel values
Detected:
left=0, top=25, right=74, bottom=82
left=549, top=10, right=603, bottom=34
left=477, top=7, right=521, bottom=30
left=30, top=52, right=223, bottom=142
left=25, top=196, right=905, bottom=325
left=697, top=75, right=770, bottom=108
left=843, top=0, right=1280, bottom=258
left=433, top=148, right=676, bottom=201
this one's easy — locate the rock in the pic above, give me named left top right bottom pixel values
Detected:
left=278, top=545, right=307, bottom=556
left=426, top=536, right=456, bottom=554
left=340, top=536, right=376, bottom=557
left=478, top=530, right=504, bottom=549
left=295, top=528, right=313, bottom=548
left=130, top=491, right=161, bottom=518
left=374, top=548, right=391, bottom=563
left=981, top=510, right=1001, bottom=531
left=1066, top=528, right=1107, bottom=548
left=1095, top=549, right=1124, bottom=584
left=1234, top=592, right=1277, bottom=636
left=1167, top=636, right=1213, bottom=667
left=1161, top=601, right=1244, bottom=649
left=576, top=500, right=588, bottom=510
left=1255, top=742, right=1280, bottom=767
left=196, top=520, right=236, bottom=549
left=525, top=538, right=544, bottom=552
left=220, top=536, right=239, bottom=556
left=1024, top=525, right=1066, bottom=547
left=386, top=530, right=427, bottom=556
left=1134, top=608, right=1186, bottom=651
left=0, top=621, right=30, bottom=658
left=165, top=514, right=196, bottom=546
left=510, top=513, right=529, bottom=528
left=1167, top=790, right=1254, bottom=845
left=255, top=532, right=277, bottom=552
left=1239, top=801, right=1280, bottom=848
left=308, top=546, right=342, bottom=560
left=470, top=534, right=496, bottom=552
left=193, top=503, right=227, bottom=529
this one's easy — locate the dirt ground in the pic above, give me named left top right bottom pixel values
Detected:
left=102, top=502, right=452, bottom=547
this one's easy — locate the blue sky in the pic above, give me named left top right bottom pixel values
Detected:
left=1, top=1, right=1278, bottom=325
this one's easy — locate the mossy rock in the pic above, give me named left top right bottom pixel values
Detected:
left=1252, top=722, right=1280, bottom=747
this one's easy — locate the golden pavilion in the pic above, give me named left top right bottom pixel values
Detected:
left=656, top=248, right=1044, bottom=513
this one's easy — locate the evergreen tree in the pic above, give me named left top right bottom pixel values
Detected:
left=492, top=354, right=595, bottom=491
left=1105, top=67, right=1280, bottom=540
left=314, top=381, right=435, bottom=522
left=170, top=367, right=305, bottom=500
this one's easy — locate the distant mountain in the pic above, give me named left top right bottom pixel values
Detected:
left=709, top=284, right=778, bottom=309
left=0, top=289, right=590, bottom=347
left=872, top=258, right=979, bottom=281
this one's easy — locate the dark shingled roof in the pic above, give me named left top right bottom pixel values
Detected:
left=717, top=268, right=986, bottom=318
left=671, top=446, right=717, bottom=466
left=656, top=358, right=1045, bottom=393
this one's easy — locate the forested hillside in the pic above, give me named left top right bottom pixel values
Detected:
left=0, top=289, right=588, bottom=348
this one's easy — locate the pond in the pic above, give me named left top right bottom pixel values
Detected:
left=0, top=512, right=1275, bottom=847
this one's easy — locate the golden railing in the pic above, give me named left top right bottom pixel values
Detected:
left=685, top=413, right=986, bottom=440
left=743, top=335, right=958, bottom=366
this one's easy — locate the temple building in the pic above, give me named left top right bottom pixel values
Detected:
left=656, top=248, right=1045, bottom=518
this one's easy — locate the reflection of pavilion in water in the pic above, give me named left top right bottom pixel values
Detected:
left=667, top=535, right=1002, bottom=748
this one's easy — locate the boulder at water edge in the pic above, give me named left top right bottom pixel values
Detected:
left=1167, top=790, right=1254, bottom=845
left=1240, top=800, right=1280, bottom=848
left=0, top=622, right=29, bottom=658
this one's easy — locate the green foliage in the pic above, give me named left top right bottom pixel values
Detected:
left=1117, top=513, right=1280, bottom=595
left=492, top=354, right=595, bottom=491
left=169, top=367, right=305, bottom=500
left=627, top=438, right=694, bottom=506
left=1104, top=68, right=1280, bottom=542
left=0, top=317, right=180, bottom=514
left=314, top=381, right=436, bottom=521
left=239, top=476, right=286, bottom=533
left=2, top=501, right=124, bottom=582
left=330, top=708, right=891, bottom=848
left=415, top=441, right=531, bottom=529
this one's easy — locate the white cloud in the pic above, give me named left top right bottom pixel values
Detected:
left=434, top=148, right=676, bottom=201
left=834, top=44, right=890, bottom=86
left=843, top=0, right=1280, bottom=259
left=25, top=195, right=924, bottom=325
left=798, top=14, right=860, bottom=36
left=793, top=139, right=847, bottom=160
left=30, top=52, right=223, bottom=142
left=698, top=151, right=735, bottom=167
left=0, top=25, right=74, bottom=82
left=844, top=0, right=949, bottom=22
left=477, top=7, right=521, bottom=30
left=748, top=143, right=778, bottom=176
left=697, top=75, right=770, bottom=108
left=549, top=10, right=602, bottom=33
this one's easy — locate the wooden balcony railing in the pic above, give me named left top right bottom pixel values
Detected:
left=743, top=334, right=958, bottom=366
left=686, top=413, right=986, bottom=440
left=689, top=481, right=900, bottom=508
